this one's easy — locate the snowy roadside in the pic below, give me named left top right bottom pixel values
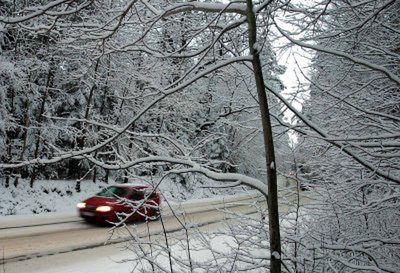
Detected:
left=3, top=224, right=266, bottom=273
left=0, top=178, right=254, bottom=216
left=0, top=192, right=262, bottom=232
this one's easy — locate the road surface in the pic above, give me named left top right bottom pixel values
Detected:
left=0, top=191, right=314, bottom=273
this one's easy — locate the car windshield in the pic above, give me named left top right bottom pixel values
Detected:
left=96, top=186, right=128, bottom=198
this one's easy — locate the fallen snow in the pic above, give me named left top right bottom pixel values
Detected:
left=3, top=228, right=266, bottom=273
left=0, top=179, right=109, bottom=215
left=0, top=177, right=254, bottom=216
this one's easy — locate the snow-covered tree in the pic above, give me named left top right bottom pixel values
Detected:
left=1, top=1, right=290, bottom=271
left=276, top=0, right=400, bottom=271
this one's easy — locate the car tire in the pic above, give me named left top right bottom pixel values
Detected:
left=149, top=208, right=160, bottom=221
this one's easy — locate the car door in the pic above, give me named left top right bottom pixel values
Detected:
left=127, top=190, right=144, bottom=221
left=144, top=189, right=160, bottom=216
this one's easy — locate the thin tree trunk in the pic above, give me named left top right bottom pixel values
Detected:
left=14, top=98, right=30, bottom=187
left=246, top=1, right=282, bottom=272
left=4, top=134, right=12, bottom=188
left=98, top=57, right=112, bottom=182
left=92, top=167, right=97, bottom=183
left=5, top=1, right=17, bottom=187
left=4, top=87, right=15, bottom=188
left=30, top=69, right=53, bottom=187
left=80, top=58, right=101, bottom=182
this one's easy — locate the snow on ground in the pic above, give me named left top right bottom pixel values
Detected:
left=115, top=230, right=267, bottom=273
left=4, top=226, right=266, bottom=273
left=0, top=179, right=109, bottom=215
left=0, top=177, right=253, bottom=216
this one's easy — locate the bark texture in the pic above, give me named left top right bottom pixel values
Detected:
left=246, top=0, right=282, bottom=272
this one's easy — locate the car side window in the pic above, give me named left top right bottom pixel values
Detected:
left=149, top=193, right=157, bottom=199
left=96, top=186, right=128, bottom=198
left=144, top=190, right=156, bottom=199
left=130, top=191, right=142, bottom=201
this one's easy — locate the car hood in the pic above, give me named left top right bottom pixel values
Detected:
left=84, top=196, right=119, bottom=206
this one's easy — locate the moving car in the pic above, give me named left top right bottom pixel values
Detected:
left=77, top=184, right=161, bottom=224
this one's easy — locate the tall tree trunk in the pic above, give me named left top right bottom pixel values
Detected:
left=30, top=69, right=53, bottom=187
left=79, top=58, right=101, bottom=182
left=114, top=83, right=131, bottom=184
left=14, top=98, right=30, bottom=187
left=4, top=135, right=12, bottom=188
left=246, top=1, right=282, bottom=272
left=4, top=86, right=16, bottom=188
left=98, top=56, right=112, bottom=182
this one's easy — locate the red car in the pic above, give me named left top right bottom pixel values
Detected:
left=77, top=185, right=161, bottom=224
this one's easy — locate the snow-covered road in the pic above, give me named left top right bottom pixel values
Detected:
left=2, top=221, right=238, bottom=273
left=0, top=192, right=314, bottom=273
left=0, top=194, right=264, bottom=266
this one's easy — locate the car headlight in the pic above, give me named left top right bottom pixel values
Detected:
left=96, top=206, right=112, bottom=212
left=77, top=202, right=86, bottom=208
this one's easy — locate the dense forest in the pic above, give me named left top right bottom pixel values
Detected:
left=0, top=0, right=399, bottom=272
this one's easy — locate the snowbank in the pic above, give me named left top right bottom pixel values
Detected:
left=0, top=177, right=253, bottom=216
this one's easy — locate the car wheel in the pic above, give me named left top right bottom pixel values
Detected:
left=113, top=211, right=129, bottom=225
left=152, top=208, right=161, bottom=220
